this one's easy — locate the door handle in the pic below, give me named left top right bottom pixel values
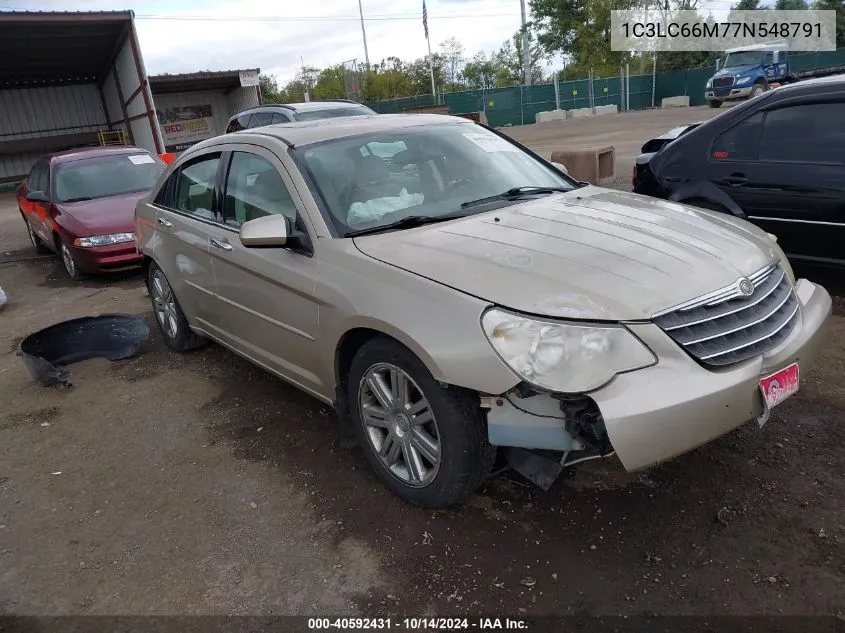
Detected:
left=157, top=217, right=173, bottom=228
left=210, top=237, right=233, bottom=251
left=720, top=175, right=748, bottom=186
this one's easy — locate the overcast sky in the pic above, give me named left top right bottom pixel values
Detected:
left=6, top=0, right=535, bottom=82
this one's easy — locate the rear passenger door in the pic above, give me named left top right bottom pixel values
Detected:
left=708, top=99, right=845, bottom=263
left=207, top=145, right=323, bottom=397
left=152, top=151, right=224, bottom=332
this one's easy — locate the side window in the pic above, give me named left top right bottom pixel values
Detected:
left=154, top=172, right=176, bottom=206
left=270, top=112, right=289, bottom=124
left=763, top=52, right=773, bottom=65
left=222, top=152, right=298, bottom=229
left=226, top=118, right=243, bottom=134
left=28, top=161, right=46, bottom=192
left=251, top=112, right=273, bottom=127
left=758, top=103, right=845, bottom=164
left=174, top=155, right=221, bottom=221
left=711, top=112, right=764, bottom=161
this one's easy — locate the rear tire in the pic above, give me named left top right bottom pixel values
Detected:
left=147, top=262, right=205, bottom=352
left=347, top=337, right=495, bottom=508
left=20, top=212, right=50, bottom=254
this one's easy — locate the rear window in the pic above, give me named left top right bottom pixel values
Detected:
left=293, top=106, right=374, bottom=121
left=55, top=153, right=165, bottom=203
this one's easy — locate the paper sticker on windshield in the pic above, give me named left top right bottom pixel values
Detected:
left=128, top=154, right=155, bottom=165
left=462, top=132, right=518, bottom=153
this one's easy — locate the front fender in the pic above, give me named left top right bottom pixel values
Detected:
left=669, top=180, right=746, bottom=218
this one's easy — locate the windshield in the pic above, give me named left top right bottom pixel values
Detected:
left=55, top=153, right=165, bottom=203
left=293, top=106, right=375, bottom=121
left=297, top=123, right=575, bottom=236
left=723, top=51, right=763, bottom=68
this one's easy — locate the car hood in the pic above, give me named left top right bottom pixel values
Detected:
left=713, top=64, right=758, bottom=78
left=353, top=187, right=780, bottom=320
left=57, top=191, right=149, bottom=236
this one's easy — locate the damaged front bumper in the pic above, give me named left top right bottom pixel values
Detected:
left=484, top=278, right=831, bottom=476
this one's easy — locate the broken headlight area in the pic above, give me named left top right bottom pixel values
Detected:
left=482, top=384, right=615, bottom=490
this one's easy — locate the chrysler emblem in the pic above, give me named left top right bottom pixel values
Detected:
left=737, top=277, right=754, bottom=296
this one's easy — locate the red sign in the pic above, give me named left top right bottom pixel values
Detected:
left=760, top=362, right=800, bottom=411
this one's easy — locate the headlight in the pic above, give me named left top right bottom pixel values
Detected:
left=706, top=79, right=712, bottom=88
left=73, top=233, right=135, bottom=248
left=481, top=309, right=656, bottom=393
left=735, top=76, right=752, bottom=85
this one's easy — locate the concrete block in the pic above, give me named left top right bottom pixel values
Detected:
left=661, top=96, right=690, bottom=108
left=550, top=146, right=615, bottom=185
left=567, top=108, right=594, bottom=119
left=594, top=104, right=619, bottom=115
left=535, top=109, right=567, bottom=124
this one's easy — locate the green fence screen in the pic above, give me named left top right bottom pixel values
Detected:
left=365, top=47, right=845, bottom=127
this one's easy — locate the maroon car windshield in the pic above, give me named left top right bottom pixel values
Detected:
left=55, top=153, right=165, bottom=203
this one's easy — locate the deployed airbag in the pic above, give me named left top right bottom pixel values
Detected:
left=17, top=314, right=149, bottom=387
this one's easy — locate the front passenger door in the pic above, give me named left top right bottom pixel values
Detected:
left=209, top=147, right=323, bottom=397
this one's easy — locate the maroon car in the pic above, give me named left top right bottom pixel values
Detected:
left=16, top=146, right=165, bottom=280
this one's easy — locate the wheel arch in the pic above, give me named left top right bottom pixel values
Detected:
left=669, top=180, right=746, bottom=218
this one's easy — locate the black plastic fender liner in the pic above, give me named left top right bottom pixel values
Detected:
left=17, top=314, right=150, bottom=388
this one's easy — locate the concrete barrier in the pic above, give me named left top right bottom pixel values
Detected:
left=594, top=104, right=618, bottom=115
left=550, top=146, right=615, bottom=185
left=535, top=110, right=568, bottom=123
left=661, top=96, right=690, bottom=108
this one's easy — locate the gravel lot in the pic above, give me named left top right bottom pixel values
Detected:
left=1, top=107, right=843, bottom=623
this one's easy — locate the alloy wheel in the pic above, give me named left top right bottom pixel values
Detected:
left=358, top=362, right=441, bottom=487
left=150, top=270, right=179, bottom=340
left=60, top=243, right=77, bottom=278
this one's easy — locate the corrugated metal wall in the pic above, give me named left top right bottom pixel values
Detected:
left=0, top=84, right=107, bottom=181
left=114, top=35, right=158, bottom=154
left=226, top=86, right=261, bottom=118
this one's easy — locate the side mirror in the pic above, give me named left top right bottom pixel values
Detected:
left=551, top=161, right=569, bottom=175
left=239, top=214, right=290, bottom=248
left=26, top=190, right=49, bottom=203
left=716, top=59, right=722, bottom=71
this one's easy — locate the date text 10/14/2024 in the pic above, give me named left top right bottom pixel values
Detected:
left=308, top=617, right=529, bottom=630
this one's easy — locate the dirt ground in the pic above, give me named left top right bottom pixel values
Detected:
left=1, top=108, right=843, bottom=623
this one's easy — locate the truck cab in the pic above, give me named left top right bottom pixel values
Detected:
left=705, top=42, right=789, bottom=108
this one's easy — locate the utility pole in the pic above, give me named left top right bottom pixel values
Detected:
left=358, top=0, right=371, bottom=69
left=519, top=0, right=531, bottom=86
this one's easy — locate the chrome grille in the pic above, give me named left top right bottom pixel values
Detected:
left=713, top=76, right=734, bottom=89
left=653, top=264, right=800, bottom=367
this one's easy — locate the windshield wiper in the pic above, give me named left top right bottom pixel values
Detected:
left=460, top=186, right=571, bottom=209
left=61, top=196, right=95, bottom=203
left=346, top=214, right=462, bottom=237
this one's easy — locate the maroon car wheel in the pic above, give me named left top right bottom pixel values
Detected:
left=58, top=240, right=84, bottom=281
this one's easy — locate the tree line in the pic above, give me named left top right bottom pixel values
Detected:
left=259, top=0, right=845, bottom=104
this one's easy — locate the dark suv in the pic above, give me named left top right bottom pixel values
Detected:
left=633, top=75, right=845, bottom=268
left=226, top=101, right=376, bottom=133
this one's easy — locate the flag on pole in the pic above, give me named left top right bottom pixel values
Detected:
left=423, top=0, right=429, bottom=39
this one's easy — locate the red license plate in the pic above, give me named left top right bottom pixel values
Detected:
left=759, top=363, right=800, bottom=411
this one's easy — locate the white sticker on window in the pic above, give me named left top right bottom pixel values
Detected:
left=128, top=154, right=155, bottom=165
left=461, top=132, right=518, bottom=153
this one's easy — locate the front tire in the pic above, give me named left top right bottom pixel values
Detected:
left=148, top=262, right=205, bottom=352
left=750, top=81, right=767, bottom=98
left=707, top=100, right=721, bottom=108
left=58, top=238, right=84, bottom=280
left=348, top=337, right=495, bottom=508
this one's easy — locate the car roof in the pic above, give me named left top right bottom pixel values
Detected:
left=47, top=145, right=153, bottom=165
left=216, top=113, right=473, bottom=148
left=231, top=101, right=372, bottom=118
left=774, top=73, right=845, bottom=95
